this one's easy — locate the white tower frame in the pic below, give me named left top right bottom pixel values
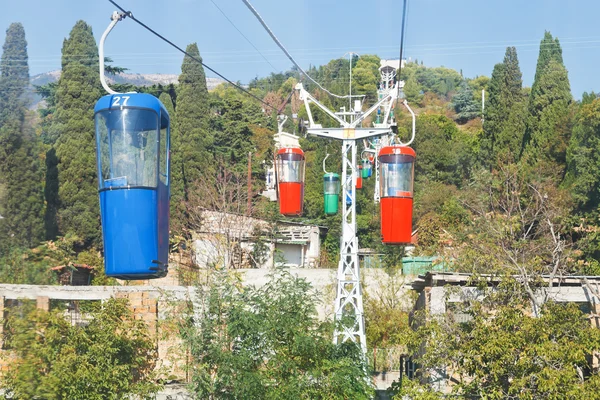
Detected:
left=295, top=81, right=399, bottom=353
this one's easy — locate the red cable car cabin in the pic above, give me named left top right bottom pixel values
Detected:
left=356, top=165, right=363, bottom=189
left=276, top=147, right=305, bottom=216
left=379, top=146, right=415, bottom=244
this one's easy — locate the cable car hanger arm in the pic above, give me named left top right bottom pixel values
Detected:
left=99, top=11, right=128, bottom=95
left=399, top=99, right=416, bottom=146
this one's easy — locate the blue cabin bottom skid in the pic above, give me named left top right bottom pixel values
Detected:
left=100, top=188, right=168, bottom=279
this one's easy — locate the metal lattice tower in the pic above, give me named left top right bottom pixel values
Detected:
left=296, top=78, right=399, bottom=353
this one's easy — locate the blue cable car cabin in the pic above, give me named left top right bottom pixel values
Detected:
left=94, top=93, right=170, bottom=279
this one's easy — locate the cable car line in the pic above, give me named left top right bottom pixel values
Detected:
left=241, top=0, right=364, bottom=100
left=397, top=0, right=409, bottom=99
left=106, top=0, right=279, bottom=112
left=208, top=0, right=280, bottom=72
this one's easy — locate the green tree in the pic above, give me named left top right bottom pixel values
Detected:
left=364, top=269, right=412, bottom=372
left=0, top=23, right=44, bottom=250
left=180, top=269, right=373, bottom=399
left=564, top=98, right=600, bottom=263
left=403, top=74, right=422, bottom=104
left=412, top=114, right=474, bottom=186
left=171, top=43, right=212, bottom=231
left=51, top=21, right=102, bottom=246
left=1, top=298, right=159, bottom=399
left=481, top=46, right=527, bottom=168
left=531, top=31, right=564, bottom=99
left=565, top=98, right=600, bottom=210
left=352, top=55, right=380, bottom=103
left=452, top=81, right=479, bottom=123
left=524, top=32, right=573, bottom=169
left=399, top=278, right=600, bottom=398
left=581, top=91, right=598, bottom=106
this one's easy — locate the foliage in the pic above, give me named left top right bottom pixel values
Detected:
left=0, top=234, right=113, bottom=285
left=364, top=268, right=412, bottom=372
left=180, top=269, right=373, bottom=399
left=481, top=46, right=527, bottom=168
left=0, top=298, right=160, bottom=399
left=0, top=246, right=57, bottom=285
left=581, top=91, right=598, bottom=106
left=351, top=55, right=381, bottom=103
left=524, top=32, right=573, bottom=170
left=210, top=84, right=275, bottom=179
left=51, top=21, right=102, bottom=246
left=564, top=98, right=600, bottom=264
left=565, top=98, right=600, bottom=210
left=0, top=23, right=44, bottom=251
left=399, top=62, right=463, bottom=99
left=399, top=278, right=600, bottom=399
left=171, top=43, right=212, bottom=232
left=452, top=81, right=480, bottom=123
left=411, top=114, right=474, bottom=187
left=453, top=164, right=573, bottom=277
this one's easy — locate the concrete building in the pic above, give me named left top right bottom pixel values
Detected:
left=192, top=209, right=323, bottom=270
left=379, top=58, right=406, bottom=73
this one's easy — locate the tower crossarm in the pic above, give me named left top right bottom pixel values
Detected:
left=349, top=84, right=398, bottom=128
left=296, top=83, right=349, bottom=128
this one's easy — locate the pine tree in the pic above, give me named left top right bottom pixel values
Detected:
left=452, top=81, right=479, bottom=123
left=0, top=23, right=44, bottom=250
left=171, top=43, right=212, bottom=230
left=52, top=21, right=102, bottom=246
left=524, top=32, right=572, bottom=167
left=481, top=47, right=526, bottom=168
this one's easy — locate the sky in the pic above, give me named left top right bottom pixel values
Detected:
left=1, top=0, right=600, bottom=98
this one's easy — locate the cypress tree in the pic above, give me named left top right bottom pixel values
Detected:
left=480, top=62, right=505, bottom=166
left=565, top=98, right=600, bottom=210
left=52, top=21, right=102, bottom=245
left=524, top=32, right=572, bottom=167
left=0, top=23, right=44, bottom=250
left=481, top=47, right=526, bottom=168
left=527, top=59, right=572, bottom=164
left=531, top=31, right=563, bottom=100
left=171, top=43, right=212, bottom=229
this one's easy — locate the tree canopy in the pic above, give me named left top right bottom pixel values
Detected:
left=179, top=269, right=374, bottom=399
left=0, top=23, right=44, bottom=252
left=0, top=298, right=159, bottom=399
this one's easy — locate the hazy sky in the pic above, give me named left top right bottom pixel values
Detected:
left=1, top=0, right=599, bottom=97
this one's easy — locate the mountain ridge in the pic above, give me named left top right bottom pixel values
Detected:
left=27, top=71, right=225, bottom=108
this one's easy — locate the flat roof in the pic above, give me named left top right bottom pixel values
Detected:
left=411, top=272, right=600, bottom=291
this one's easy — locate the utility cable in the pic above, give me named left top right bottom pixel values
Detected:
left=107, top=0, right=279, bottom=111
left=208, top=0, right=280, bottom=72
left=241, top=0, right=363, bottom=100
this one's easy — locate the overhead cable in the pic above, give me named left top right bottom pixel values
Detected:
left=107, top=0, right=278, bottom=111
left=208, top=0, right=280, bottom=72
left=241, top=0, right=364, bottom=99
left=397, top=0, right=409, bottom=99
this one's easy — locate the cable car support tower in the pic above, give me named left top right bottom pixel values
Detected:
left=296, top=68, right=410, bottom=352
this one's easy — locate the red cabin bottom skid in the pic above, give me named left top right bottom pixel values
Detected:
left=380, top=197, right=413, bottom=244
